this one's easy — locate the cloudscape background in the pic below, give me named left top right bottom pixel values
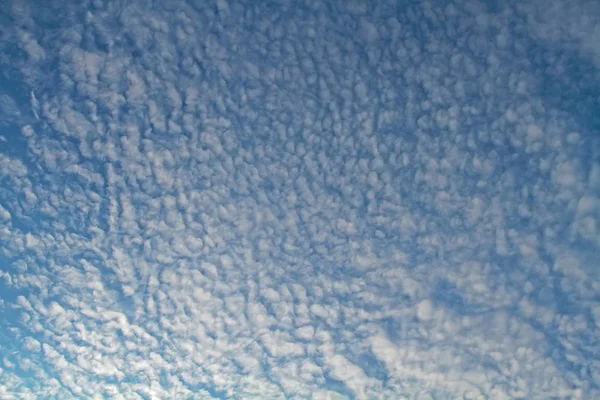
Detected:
left=0, top=0, right=599, bottom=398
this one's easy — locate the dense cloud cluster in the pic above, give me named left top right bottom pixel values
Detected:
left=0, top=0, right=599, bottom=398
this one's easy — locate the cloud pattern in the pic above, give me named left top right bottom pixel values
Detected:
left=0, top=0, right=599, bottom=398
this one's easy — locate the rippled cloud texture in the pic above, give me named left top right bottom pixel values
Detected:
left=1, top=0, right=599, bottom=398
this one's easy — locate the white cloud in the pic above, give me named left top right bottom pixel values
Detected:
left=416, top=299, right=434, bottom=321
left=0, top=154, right=28, bottom=177
left=0, top=0, right=598, bottom=398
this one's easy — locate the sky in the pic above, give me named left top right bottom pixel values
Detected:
left=0, top=0, right=599, bottom=399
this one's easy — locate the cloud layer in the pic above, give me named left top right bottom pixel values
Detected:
left=0, top=0, right=599, bottom=398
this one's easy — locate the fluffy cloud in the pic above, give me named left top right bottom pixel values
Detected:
left=0, top=0, right=598, bottom=398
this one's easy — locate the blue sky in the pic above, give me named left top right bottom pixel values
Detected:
left=0, top=0, right=599, bottom=398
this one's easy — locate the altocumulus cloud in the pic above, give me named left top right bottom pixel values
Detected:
left=0, top=0, right=599, bottom=399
